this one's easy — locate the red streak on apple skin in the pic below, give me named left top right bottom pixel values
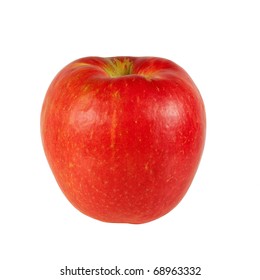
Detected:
left=41, top=57, right=206, bottom=224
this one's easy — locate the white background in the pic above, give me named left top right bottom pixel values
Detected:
left=1, top=0, right=259, bottom=279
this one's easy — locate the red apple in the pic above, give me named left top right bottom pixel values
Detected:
left=41, top=56, right=206, bottom=224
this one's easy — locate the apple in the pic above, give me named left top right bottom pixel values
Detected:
left=41, top=56, right=206, bottom=224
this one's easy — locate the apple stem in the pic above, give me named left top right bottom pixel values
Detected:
left=104, top=58, right=133, bottom=78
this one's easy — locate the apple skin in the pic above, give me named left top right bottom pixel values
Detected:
left=41, top=56, right=206, bottom=224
